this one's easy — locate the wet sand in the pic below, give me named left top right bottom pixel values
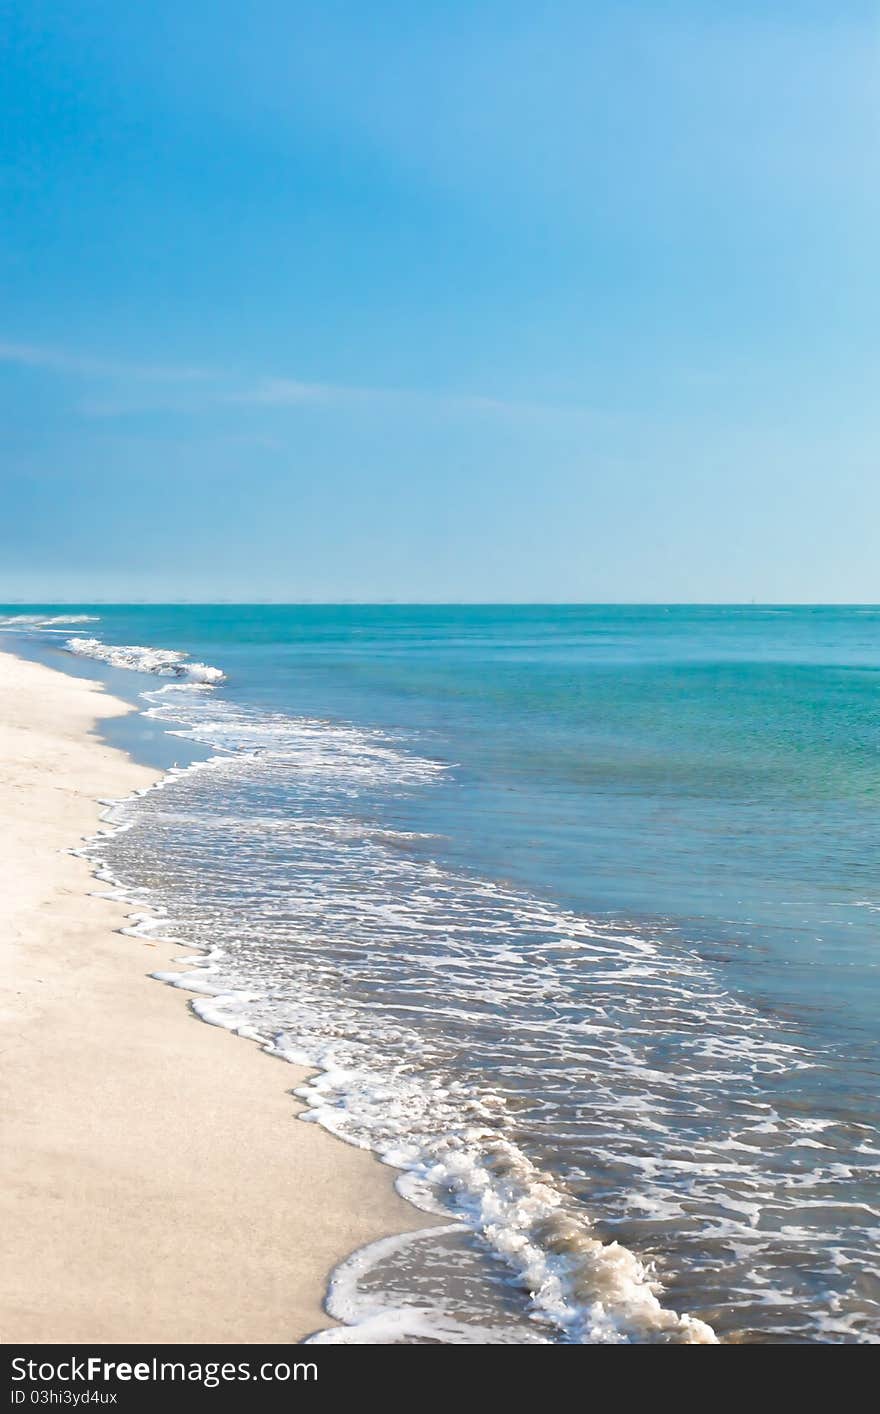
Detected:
left=0, top=649, right=427, bottom=1343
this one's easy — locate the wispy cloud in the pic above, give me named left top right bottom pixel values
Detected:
left=237, top=376, right=533, bottom=416
left=0, top=334, right=587, bottom=422
left=240, top=377, right=339, bottom=406
left=0, top=338, right=212, bottom=383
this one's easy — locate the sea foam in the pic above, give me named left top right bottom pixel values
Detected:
left=71, top=663, right=879, bottom=1344
left=0, top=613, right=100, bottom=630
left=78, top=682, right=725, bottom=1344
left=65, top=636, right=225, bottom=684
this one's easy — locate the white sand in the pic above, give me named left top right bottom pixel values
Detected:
left=0, top=649, right=429, bottom=1343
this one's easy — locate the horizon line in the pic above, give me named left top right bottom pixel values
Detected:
left=2, top=600, right=879, bottom=610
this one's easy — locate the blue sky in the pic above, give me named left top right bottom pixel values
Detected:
left=2, top=1, right=878, bottom=601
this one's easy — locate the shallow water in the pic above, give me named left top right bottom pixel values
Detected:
left=3, top=605, right=878, bottom=1343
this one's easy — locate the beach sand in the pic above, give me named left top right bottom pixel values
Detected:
left=0, top=649, right=428, bottom=1344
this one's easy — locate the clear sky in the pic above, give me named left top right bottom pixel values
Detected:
left=2, top=2, right=878, bottom=602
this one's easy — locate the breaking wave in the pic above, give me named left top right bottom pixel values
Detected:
left=0, top=613, right=100, bottom=630
left=9, top=606, right=874, bottom=1343
left=65, top=636, right=225, bottom=684
left=79, top=677, right=880, bottom=1344
left=78, top=671, right=880, bottom=1342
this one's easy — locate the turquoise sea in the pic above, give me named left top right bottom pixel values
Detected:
left=3, top=605, right=879, bottom=1342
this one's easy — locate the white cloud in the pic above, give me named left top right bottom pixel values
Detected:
left=0, top=334, right=587, bottom=422
left=0, top=338, right=211, bottom=383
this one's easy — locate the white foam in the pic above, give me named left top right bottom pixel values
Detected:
left=138, top=683, right=445, bottom=786
left=65, top=636, right=225, bottom=684
left=73, top=683, right=880, bottom=1344
left=308, top=1226, right=551, bottom=1344
left=80, top=768, right=720, bottom=1343
left=0, top=613, right=100, bottom=629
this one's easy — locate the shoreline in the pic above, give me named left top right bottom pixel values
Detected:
left=0, top=649, right=430, bottom=1344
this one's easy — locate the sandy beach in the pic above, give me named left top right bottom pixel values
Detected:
left=0, top=649, right=427, bottom=1344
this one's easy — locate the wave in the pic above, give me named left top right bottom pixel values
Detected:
left=100, top=840, right=717, bottom=1341
left=65, top=636, right=225, bottom=684
left=76, top=682, right=879, bottom=1343
left=0, top=613, right=100, bottom=630
left=78, top=686, right=719, bottom=1344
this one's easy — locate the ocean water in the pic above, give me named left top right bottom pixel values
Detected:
left=2, top=604, right=879, bottom=1343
